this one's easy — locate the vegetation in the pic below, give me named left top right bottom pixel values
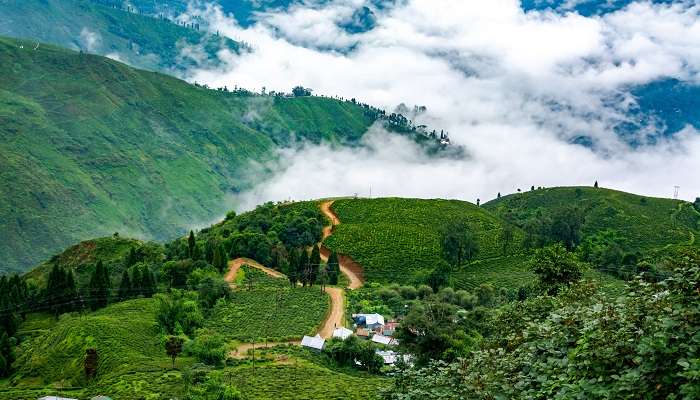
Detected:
left=206, top=287, right=328, bottom=342
left=383, top=250, right=700, bottom=399
left=324, top=198, right=518, bottom=285
left=0, top=37, right=377, bottom=274
left=0, top=0, right=241, bottom=75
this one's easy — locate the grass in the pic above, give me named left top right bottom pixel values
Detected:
left=3, top=298, right=192, bottom=400
left=0, top=36, right=377, bottom=274
left=206, top=286, right=329, bottom=342
left=484, top=187, right=700, bottom=254
left=324, top=198, right=523, bottom=285
left=222, top=357, right=387, bottom=400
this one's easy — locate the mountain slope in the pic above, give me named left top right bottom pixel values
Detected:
left=0, top=0, right=239, bottom=75
left=0, top=36, right=377, bottom=273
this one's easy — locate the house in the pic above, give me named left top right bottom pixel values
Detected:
left=91, top=396, right=113, bottom=400
left=383, top=321, right=399, bottom=336
left=355, top=327, right=370, bottom=339
left=371, top=333, right=396, bottom=346
left=376, top=350, right=412, bottom=366
left=332, top=327, right=353, bottom=340
left=352, top=313, right=385, bottom=330
left=38, top=397, right=78, bottom=400
left=301, top=334, right=325, bottom=351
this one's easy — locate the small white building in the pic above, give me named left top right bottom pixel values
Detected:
left=38, top=397, right=78, bottom=400
left=353, top=313, right=385, bottom=330
left=332, top=327, right=354, bottom=340
left=371, top=333, right=396, bottom=346
left=301, top=334, right=325, bottom=351
left=376, top=350, right=412, bottom=366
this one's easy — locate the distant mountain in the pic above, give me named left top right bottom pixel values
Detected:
left=0, top=0, right=240, bottom=75
left=0, top=36, right=379, bottom=273
left=520, top=0, right=675, bottom=16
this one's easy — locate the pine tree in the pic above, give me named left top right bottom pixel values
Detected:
left=298, top=248, right=309, bottom=286
left=131, top=267, right=143, bottom=297
left=188, top=231, right=196, bottom=259
left=327, top=251, right=340, bottom=285
left=118, top=269, right=132, bottom=301
left=141, top=266, right=155, bottom=298
left=594, top=180, right=599, bottom=188
left=288, top=249, right=299, bottom=287
left=309, top=245, right=321, bottom=285
left=205, top=240, right=215, bottom=264
left=89, top=260, right=110, bottom=310
left=212, top=243, right=227, bottom=273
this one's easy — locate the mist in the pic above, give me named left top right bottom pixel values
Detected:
left=178, top=0, right=700, bottom=208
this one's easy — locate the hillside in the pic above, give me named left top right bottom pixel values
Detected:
left=322, top=198, right=529, bottom=288
left=0, top=36, right=378, bottom=273
left=483, top=186, right=700, bottom=255
left=0, top=0, right=240, bottom=75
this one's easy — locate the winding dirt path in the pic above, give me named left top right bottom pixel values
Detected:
left=318, top=287, right=344, bottom=339
left=319, top=200, right=364, bottom=290
left=224, top=257, right=285, bottom=286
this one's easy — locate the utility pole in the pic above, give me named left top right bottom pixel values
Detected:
left=674, top=186, right=680, bottom=199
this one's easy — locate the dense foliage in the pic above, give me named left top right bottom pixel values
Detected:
left=384, top=251, right=700, bottom=399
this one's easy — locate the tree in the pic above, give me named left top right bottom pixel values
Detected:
left=327, top=251, right=340, bottom=285
left=298, top=248, right=309, bottom=286
left=499, top=223, right=514, bottom=255
left=118, top=269, right=132, bottom=301
left=188, top=231, right=196, bottom=259
left=288, top=248, right=299, bottom=287
left=46, top=264, right=79, bottom=315
left=530, top=243, right=586, bottom=294
left=141, top=265, right=156, bottom=297
left=84, top=348, right=98, bottom=379
left=292, top=86, right=312, bottom=97
left=427, top=262, right=451, bottom=291
left=440, top=221, right=479, bottom=267
left=549, top=207, right=583, bottom=250
left=309, top=245, right=321, bottom=285
left=212, top=243, right=228, bottom=273
left=694, top=197, right=700, bottom=213
left=88, top=260, right=111, bottom=310
left=197, top=273, right=230, bottom=310
left=594, top=180, right=599, bottom=188
left=155, top=290, right=203, bottom=336
left=204, top=240, right=215, bottom=264
left=0, top=329, right=14, bottom=377
left=165, top=336, right=184, bottom=369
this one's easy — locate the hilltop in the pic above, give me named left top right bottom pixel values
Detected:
left=0, top=36, right=380, bottom=273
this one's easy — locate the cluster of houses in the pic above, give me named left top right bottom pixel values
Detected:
left=301, top=313, right=409, bottom=366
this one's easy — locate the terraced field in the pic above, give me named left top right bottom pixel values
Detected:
left=323, top=198, right=524, bottom=285
left=224, top=358, right=387, bottom=400
left=206, top=285, right=329, bottom=342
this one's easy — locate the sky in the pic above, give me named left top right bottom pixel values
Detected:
left=180, top=0, right=700, bottom=207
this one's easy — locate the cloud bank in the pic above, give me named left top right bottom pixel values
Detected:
left=182, top=0, right=700, bottom=206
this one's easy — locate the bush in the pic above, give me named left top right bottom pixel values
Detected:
left=185, top=329, right=227, bottom=366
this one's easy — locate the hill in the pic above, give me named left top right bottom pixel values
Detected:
left=0, top=36, right=377, bottom=274
left=3, top=298, right=189, bottom=400
left=483, top=186, right=699, bottom=255
left=322, top=198, right=528, bottom=288
left=0, top=0, right=240, bottom=75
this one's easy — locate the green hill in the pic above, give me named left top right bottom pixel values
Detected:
left=483, top=186, right=700, bottom=255
left=0, top=0, right=239, bottom=75
left=3, top=298, right=190, bottom=400
left=323, top=198, right=528, bottom=287
left=0, top=36, right=377, bottom=274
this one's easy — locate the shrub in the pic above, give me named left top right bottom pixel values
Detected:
left=185, top=329, right=227, bottom=366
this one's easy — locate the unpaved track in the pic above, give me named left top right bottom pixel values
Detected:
left=319, top=200, right=364, bottom=289
left=224, top=257, right=285, bottom=286
left=318, top=287, right=344, bottom=339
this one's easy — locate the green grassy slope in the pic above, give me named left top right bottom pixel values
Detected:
left=24, top=236, right=164, bottom=287
left=0, top=0, right=239, bottom=75
left=323, top=198, right=526, bottom=286
left=484, top=186, right=700, bottom=254
left=0, top=37, right=375, bottom=274
left=3, top=299, right=190, bottom=400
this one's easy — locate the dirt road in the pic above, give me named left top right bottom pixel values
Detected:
left=224, top=257, right=286, bottom=286
left=319, top=200, right=364, bottom=290
left=318, top=287, right=344, bottom=339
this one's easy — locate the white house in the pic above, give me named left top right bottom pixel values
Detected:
left=301, top=334, right=325, bottom=351
left=376, top=350, right=412, bottom=366
left=371, top=333, right=396, bottom=346
left=332, top=327, right=353, bottom=340
left=38, top=397, right=78, bottom=400
left=353, top=313, right=385, bottom=330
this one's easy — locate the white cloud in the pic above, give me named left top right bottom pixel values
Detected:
left=180, top=0, right=700, bottom=205
left=79, top=27, right=101, bottom=53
